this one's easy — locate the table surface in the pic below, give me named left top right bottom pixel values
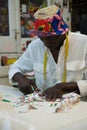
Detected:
left=0, top=85, right=87, bottom=130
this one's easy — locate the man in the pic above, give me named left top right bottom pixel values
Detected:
left=9, top=5, right=87, bottom=101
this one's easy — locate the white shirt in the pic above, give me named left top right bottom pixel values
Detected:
left=9, top=32, right=87, bottom=97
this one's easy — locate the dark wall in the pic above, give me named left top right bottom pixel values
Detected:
left=70, top=0, right=87, bottom=34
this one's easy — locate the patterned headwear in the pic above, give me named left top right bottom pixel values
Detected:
left=34, top=5, right=69, bottom=37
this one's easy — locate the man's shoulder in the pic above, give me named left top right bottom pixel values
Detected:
left=30, top=38, right=43, bottom=46
left=27, top=38, right=44, bottom=52
left=69, top=31, right=87, bottom=39
left=69, top=31, right=87, bottom=47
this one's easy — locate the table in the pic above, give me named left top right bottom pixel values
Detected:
left=0, top=85, right=87, bottom=130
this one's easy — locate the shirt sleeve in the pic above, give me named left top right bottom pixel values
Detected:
left=77, top=80, right=87, bottom=97
left=77, top=35, right=87, bottom=97
left=8, top=41, right=34, bottom=84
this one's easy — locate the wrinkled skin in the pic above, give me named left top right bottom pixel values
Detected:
left=40, top=82, right=80, bottom=101
left=13, top=72, right=39, bottom=95
left=41, top=84, right=64, bottom=101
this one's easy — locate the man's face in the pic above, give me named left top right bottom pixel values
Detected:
left=39, top=34, right=66, bottom=50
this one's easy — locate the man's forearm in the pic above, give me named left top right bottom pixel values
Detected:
left=13, top=72, right=24, bottom=82
left=61, top=82, right=80, bottom=94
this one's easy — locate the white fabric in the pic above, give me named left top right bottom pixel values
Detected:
left=0, top=85, right=87, bottom=130
left=9, top=32, right=87, bottom=97
left=77, top=80, right=87, bottom=96
left=0, top=111, right=37, bottom=130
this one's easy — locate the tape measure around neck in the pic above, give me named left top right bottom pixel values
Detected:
left=43, top=34, right=69, bottom=90
left=62, top=33, right=69, bottom=82
left=43, top=49, right=48, bottom=91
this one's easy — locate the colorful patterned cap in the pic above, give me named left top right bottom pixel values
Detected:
left=34, top=5, right=69, bottom=37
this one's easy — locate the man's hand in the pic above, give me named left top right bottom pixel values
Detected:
left=41, top=82, right=80, bottom=101
left=41, top=84, right=64, bottom=101
left=18, top=76, right=35, bottom=95
left=13, top=72, right=38, bottom=95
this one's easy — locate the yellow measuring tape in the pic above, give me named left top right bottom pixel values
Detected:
left=43, top=33, right=69, bottom=91
left=43, top=49, right=48, bottom=91
left=62, top=33, right=69, bottom=82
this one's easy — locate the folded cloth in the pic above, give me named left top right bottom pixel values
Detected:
left=11, top=92, right=80, bottom=114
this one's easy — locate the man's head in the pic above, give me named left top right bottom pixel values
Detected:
left=34, top=5, right=69, bottom=37
left=39, top=34, right=66, bottom=50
